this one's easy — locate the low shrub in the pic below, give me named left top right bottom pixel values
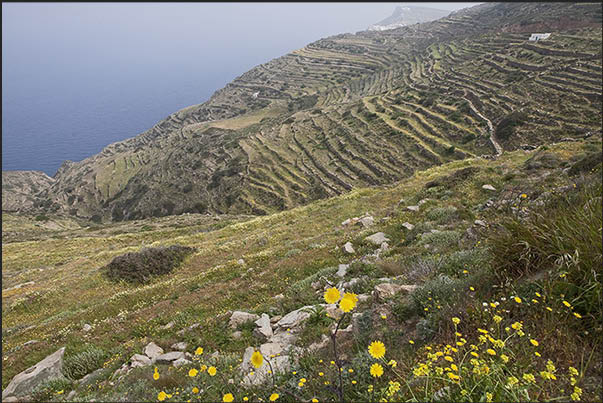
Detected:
left=63, top=345, right=108, bottom=380
left=103, top=245, right=196, bottom=284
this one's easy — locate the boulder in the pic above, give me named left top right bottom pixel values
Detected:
left=407, top=205, right=420, bottom=212
left=170, top=342, right=188, bottom=351
left=229, top=311, right=260, bottom=329
left=336, top=264, right=349, bottom=278
left=343, top=242, right=355, bottom=254
left=2, top=347, right=65, bottom=399
left=130, top=354, right=152, bottom=368
left=143, top=342, right=164, bottom=361
left=154, top=352, right=186, bottom=365
left=401, top=222, right=415, bottom=230
left=275, top=306, right=313, bottom=329
left=253, top=314, right=273, bottom=341
left=365, top=232, right=390, bottom=246
left=482, top=184, right=496, bottom=191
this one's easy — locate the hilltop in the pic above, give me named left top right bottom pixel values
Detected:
left=2, top=2, right=601, bottom=222
left=367, top=5, right=450, bottom=31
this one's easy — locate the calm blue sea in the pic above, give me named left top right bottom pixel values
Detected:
left=2, top=68, right=236, bottom=177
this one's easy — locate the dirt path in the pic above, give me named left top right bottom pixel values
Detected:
left=463, top=90, right=503, bottom=156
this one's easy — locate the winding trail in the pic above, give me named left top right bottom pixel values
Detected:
left=463, top=90, right=503, bottom=156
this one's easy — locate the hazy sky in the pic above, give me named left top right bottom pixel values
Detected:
left=2, top=3, right=482, bottom=174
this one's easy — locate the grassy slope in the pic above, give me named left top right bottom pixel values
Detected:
left=2, top=138, right=601, bottom=401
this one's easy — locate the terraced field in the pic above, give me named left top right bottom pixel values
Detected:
left=8, top=2, right=599, bottom=222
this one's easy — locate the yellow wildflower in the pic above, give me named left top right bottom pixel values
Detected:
left=569, top=367, right=579, bottom=376
left=388, top=359, right=397, bottom=368
left=188, top=368, right=198, bottom=377
left=535, top=351, right=541, bottom=357
left=158, top=391, right=167, bottom=401
left=318, top=372, right=324, bottom=377
left=368, top=341, right=386, bottom=359
left=487, top=349, right=496, bottom=356
left=486, top=392, right=493, bottom=402
left=507, top=376, right=519, bottom=388
left=409, top=340, right=415, bottom=344
left=530, top=339, right=539, bottom=347
left=501, top=354, right=509, bottom=363
left=514, top=296, right=522, bottom=304
left=523, top=373, right=536, bottom=383
left=57, top=390, right=64, bottom=395
left=451, top=363, right=458, bottom=372
left=340, top=292, right=358, bottom=312
left=370, top=363, right=384, bottom=378
left=511, top=322, right=522, bottom=330
left=444, top=356, right=454, bottom=362
left=563, top=300, right=572, bottom=308
left=573, top=312, right=582, bottom=319
left=153, top=367, right=160, bottom=381
left=192, top=387, right=199, bottom=394
left=452, top=317, right=460, bottom=325
left=251, top=351, right=263, bottom=368
left=200, top=364, right=207, bottom=372
left=493, top=315, right=502, bottom=323
left=447, top=372, right=460, bottom=381
left=324, top=287, right=341, bottom=304
left=223, top=393, right=234, bottom=403
left=195, top=347, right=204, bottom=356
left=269, top=393, right=279, bottom=401
left=208, top=366, right=217, bottom=376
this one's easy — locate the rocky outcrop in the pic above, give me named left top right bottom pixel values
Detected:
left=2, top=347, right=65, bottom=399
left=229, top=311, right=260, bottom=329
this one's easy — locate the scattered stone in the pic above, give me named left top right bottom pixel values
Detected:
left=177, top=323, right=200, bottom=336
left=3, top=281, right=35, bottom=292
left=82, top=324, right=92, bottom=332
left=418, top=198, right=430, bottom=205
left=308, top=334, right=330, bottom=352
left=143, top=342, right=164, bottom=361
left=253, top=314, right=273, bottom=341
left=171, top=342, right=188, bottom=351
left=130, top=354, right=152, bottom=368
left=154, top=352, right=186, bottom=365
left=159, top=321, right=174, bottom=330
left=173, top=358, right=192, bottom=368
left=343, top=242, right=355, bottom=254
left=311, top=280, right=322, bottom=290
left=237, top=259, right=245, bottom=266
left=474, top=219, right=487, bottom=227
left=365, top=232, right=390, bottom=246
left=275, top=306, right=313, bottom=329
left=231, top=331, right=242, bottom=340
left=482, top=184, right=496, bottom=191
left=325, top=304, right=343, bottom=320
left=273, top=294, right=285, bottom=301
left=2, top=347, right=65, bottom=400
left=270, top=315, right=282, bottom=325
left=241, top=346, right=291, bottom=385
left=359, top=216, right=374, bottom=228
left=407, top=205, right=420, bottom=212
left=357, top=294, right=371, bottom=303
left=229, top=311, right=260, bottom=329
left=67, top=390, right=76, bottom=400
left=401, top=222, right=415, bottom=230
left=22, top=340, right=38, bottom=347
left=342, top=277, right=360, bottom=289
left=373, top=283, right=417, bottom=301
left=336, top=264, right=349, bottom=278
left=269, top=329, right=297, bottom=347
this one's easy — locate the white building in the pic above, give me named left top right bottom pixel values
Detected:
left=529, top=33, right=551, bottom=41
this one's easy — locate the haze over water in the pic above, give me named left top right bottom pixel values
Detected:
left=2, top=3, right=477, bottom=176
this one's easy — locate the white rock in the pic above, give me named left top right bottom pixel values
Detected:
left=407, top=205, right=420, bottom=212
left=232, top=331, right=242, bottom=340
left=159, top=321, right=174, bottom=330
left=474, top=219, right=487, bottom=227
left=343, top=242, right=355, bottom=254
left=143, top=342, right=164, bottom=361
left=237, top=259, right=246, bottom=266
left=229, top=311, right=260, bottom=329
left=82, top=324, right=92, bottom=332
left=365, top=232, right=390, bottom=246
left=130, top=354, right=151, bottom=368
left=154, top=352, right=186, bottom=365
left=336, top=264, right=349, bottom=278
left=241, top=345, right=291, bottom=385
left=341, top=218, right=352, bottom=226
left=418, top=199, right=430, bottom=205
left=359, top=216, right=374, bottom=228
left=253, top=314, right=273, bottom=340
left=171, top=342, right=188, bottom=351
left=402, top=222, right=415, bottom=230
left=2, top=347, right=65, bottom=399
left=275, top=306, right=313, bottom=329
left=273, top=294, right=285, bottom=301
left=373, top=283, right=417, bottom=301
left=482, top=184, right=496, bottom=191
left=325, top=304, right=343, bottom=320
left=173, top=358, right=192, bottom=368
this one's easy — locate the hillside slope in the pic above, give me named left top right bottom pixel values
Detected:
left=6, top=2, right=602, bottom=223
